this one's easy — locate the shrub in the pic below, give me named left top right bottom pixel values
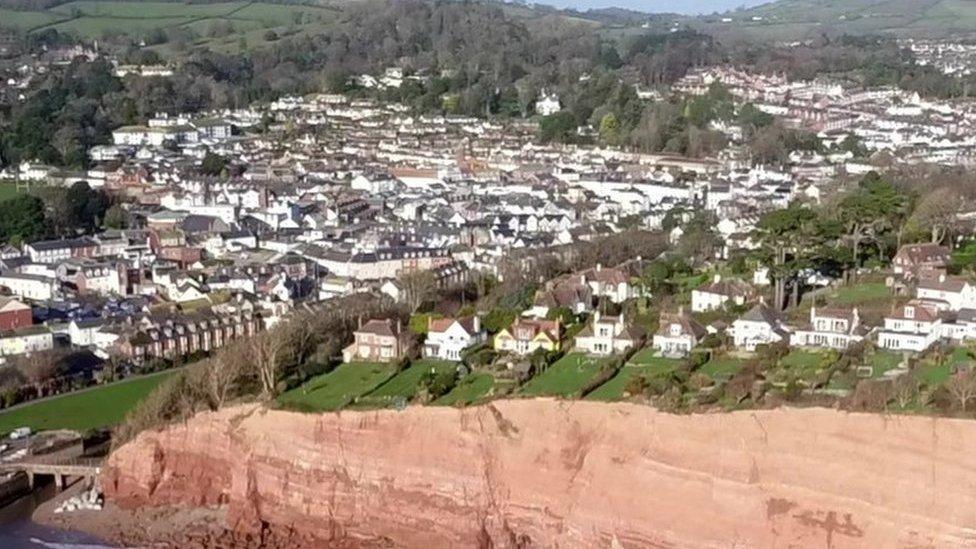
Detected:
left=686, top=372, right=714, bottom=391
left=623, top=374, right=649, bottom=398
left=113, top=371, right=205, bottom=449
left=483, top=308, right=517, bottom=333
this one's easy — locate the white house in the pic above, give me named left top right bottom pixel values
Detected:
left=692, top=275, right=755, bottom=313
left=877, top=301, right=943, bottom=353
left=0, top=273, right=56, bottom=301
left=916, top=274, right=976, bottom=312
left=573, top=312, right=641, bottom=356
left=730, top=304, right=790, bottom=351
left=423, top=316, right=485, bottom=361
left=0, top=325, right=54, bottom=356
left=652, top=310, right=706, bottom=357
left=535, top=92, right=561, bottom=116
left=790, top=307, right=865, bottom=350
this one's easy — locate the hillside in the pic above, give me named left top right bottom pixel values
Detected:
left=697, top=0, right=976, bottom=41
left=0, top=0, right=640, bottom=54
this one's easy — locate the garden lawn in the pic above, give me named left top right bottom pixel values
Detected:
left=867, top=350, right=903, bottom=378
left=435, top=373, right=495, bottom=406
left=358, top=359, right=457, bottom=406
left=0, top=183, right=24, bottom=203
left=914, top=347, right=971, bottom=387
left=770, top=349, right=835, bottom=386
left=0, top=371, right=175, bottom=436
left=520, top=353, right=609, bottom=398
left=699, top=357, right=743, bottom=381
left=915, top=360, right=951, bottom=386
left=586, top=356, right=681, bottom=401
left=834, top=282, right=890, bottom=305
left=279, top=362, right=396, bottom=412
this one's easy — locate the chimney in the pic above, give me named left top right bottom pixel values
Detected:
left=596, top=263, right=602, bottom=272
left=714, top=273, right=722, bottom=284
left=472, top=315, right=481, bottom=333
left=939, top=273, right=947, bottom=283
left=594, top=311, right=601, bottom=323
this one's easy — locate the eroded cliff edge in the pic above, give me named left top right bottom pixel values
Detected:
left=101, top=400, right=976, bottom=548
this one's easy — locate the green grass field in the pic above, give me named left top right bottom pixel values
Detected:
left=356, top=359, right=456, bottom=406
left=520, top=353, right=610, bottom=398
left=435, top=372, right=495, bottom=406
left=0, top=371, right=175, bottom=436
left=2, top=0, right=339, bottom=53
left=586, top=355, right=680, bottom=401
left=914, top=347, right=971, bottom=386
left=867, top=350, right=903, bottom=378
left=279, top=362, right=397, bottom=412
left=699, top=357, right=744, bottom=381
left=0, top=7, right=70, bottom=30
left=834, top=282, right=891, bottom=305
left=0, top=183, right=25, bottom=203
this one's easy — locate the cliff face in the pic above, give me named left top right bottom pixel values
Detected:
left=103, top=401, right=976, bottom=548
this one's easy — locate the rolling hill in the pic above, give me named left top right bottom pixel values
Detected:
left=696, top=0, right=976, bottom=41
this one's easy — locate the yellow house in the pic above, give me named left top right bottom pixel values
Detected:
left=493, top=318, right=561, bottom=356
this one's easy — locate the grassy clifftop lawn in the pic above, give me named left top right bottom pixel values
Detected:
left=0, top=371, right=175, bottom=436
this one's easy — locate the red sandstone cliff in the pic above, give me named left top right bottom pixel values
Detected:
left=102, top=401, right=976, bottom=548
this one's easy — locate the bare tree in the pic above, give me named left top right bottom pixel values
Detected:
left=282, top=310, right=319, bottom=367
left=249, top=329, right=287, bottom=400
left=397, top=270, right=437, bottom=312
left=199, top=342, right=248, bottom=410
left=891, top=375, right=921, bottom=410
left=947, top=369, right=976, bottom=412
left=15, top=351, right=64, bottom=397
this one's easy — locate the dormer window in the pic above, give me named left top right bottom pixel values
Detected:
left=905, top=306, right=915, bottom=319
left=670, top=323, right=682, bottom=336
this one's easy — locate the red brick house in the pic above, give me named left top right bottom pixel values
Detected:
left=111, top=309, right=262, bottom=362
left=0, top=297, right=32, bottom=331
left=343, top=318, right=409, bottom=363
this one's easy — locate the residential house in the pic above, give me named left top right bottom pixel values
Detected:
left=916, top=274, right=976, bottom=312
left=342, top=318, right=409, bottom=363
left=112, top=310, right=262, bottom=362
left=580, top=264, right=638, bottom=304
left=573, top=312, right=642, bottom=356
left=0, top=273, right=56, bottom=301
left=790, top=307, right=865, bottom=350
left=691, top=275, right=755, bottom=313
left=494, top=318, right=561, bottom=356
left=877, top=301, right=943, bottom=353
left=0, top=325, right=54, bottom=357
left=730, top=304, right=790, bottom=351
left=535, top=276, right=594, bottom=314
left=652, top=310, right=706, bottom=357
left=893, top=243, right=950, bottom=277
left=424, top=316, right=485, bottom=361
left=0, top=296, right=32, bottom=331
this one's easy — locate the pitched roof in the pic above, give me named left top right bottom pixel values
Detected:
left=506, top=318, right=560, bottom=342
left=738, top=303, right=785, bottom=325
left=656, top=311, right=707, bottom=339
left=894, top=243, right=950, bottom=265
left=918, top=275, right=968, bottom=293
left=357, top=318, right=400, bottom=338
left=428, top=316, right=479, bottom=335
